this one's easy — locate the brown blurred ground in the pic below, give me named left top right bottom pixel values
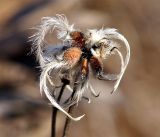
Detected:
left=0, top=0, right=160, bottom=137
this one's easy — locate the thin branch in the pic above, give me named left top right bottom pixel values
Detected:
left=51, top=107, right=57, bottom=137
left=61, top=85, right=77, bottom=137
left=51, top=79, right=69, bottom=137
left=62, top=105, right=74, bottom=137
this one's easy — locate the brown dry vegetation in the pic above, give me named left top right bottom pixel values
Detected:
left=0, top=0, right=160, bottom=137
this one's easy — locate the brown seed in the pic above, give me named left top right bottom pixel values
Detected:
left=63, top=47, right=82, bottom=66
left=70, top=31, right=85, bottom=48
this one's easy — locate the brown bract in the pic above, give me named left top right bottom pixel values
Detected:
left=70, top=31, right=85, bottom=48
left=90, top=56, right=102, bottom=74
left=63, top=47, right=82, bottom=66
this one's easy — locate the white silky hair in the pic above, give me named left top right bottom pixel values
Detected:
left=76, top=82, right=88, bottom=104
left=87, top=28, right=130, bottom=93
left=29, top=14, right=75, bottom=66
left=112, top=48, right=124, bottom=93
left=40, top=60, right=85, bottom=121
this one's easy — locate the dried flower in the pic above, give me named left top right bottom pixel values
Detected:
left=30, top=14, right=130, bottom=121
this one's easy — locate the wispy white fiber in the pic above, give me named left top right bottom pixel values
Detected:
left=87, top=28, right=130, bottom=93
left=111, top=48, right=124, bottom=93
left=105, top=30, right=130, bottom=93
left=89, top=83, right=100, bottom=97
left=40, top=61, right=85, bottom=121
left=29, top=14, right=75, bottom=66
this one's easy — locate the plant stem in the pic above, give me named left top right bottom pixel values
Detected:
left=51, top=108, right=57, bottom=137
left=62, top=105, right=74, bottom=137
left=62, top=87, right=76, bottom=137
left=51, top=81, right=67, bottom=137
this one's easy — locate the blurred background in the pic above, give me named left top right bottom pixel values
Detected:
left=0, top=0, right=160, bottom=137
